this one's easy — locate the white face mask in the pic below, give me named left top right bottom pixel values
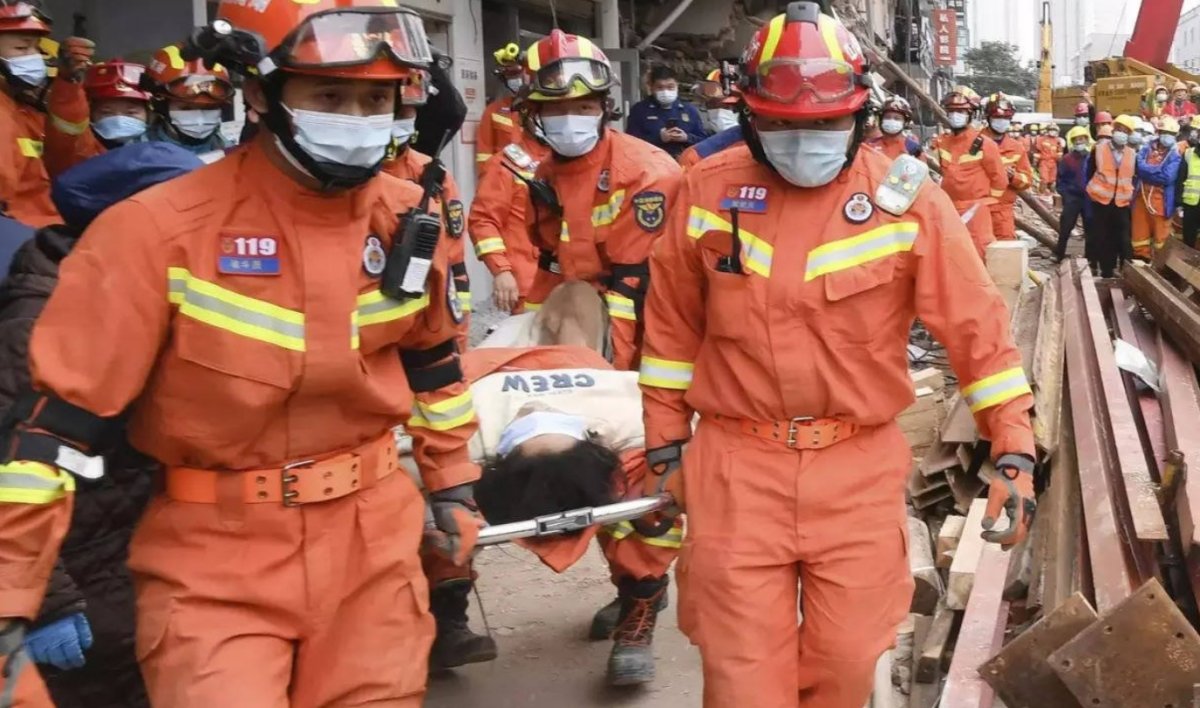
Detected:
left=880, top=118, right=904, bottom=135
left=3, top=54, right=47, bottom=88
left=1076, top=116, right=1089, bottom=126
left=655, top=89, right=678, bottom=105
left=391, top=117, right=416, bottom=145
left=169, top=109, right=223, bottom=140
left=506, top=77, right=523, bottom=93
left=1073, top=142, right=1090, bottom=153
left=496, top=411, right=589, bottom=456
left=758, top=128, right=850, bottom=188
left=285, top=105, right=394, bottom=167
left=1112, top=131, right=1129, bottom=147
left=1161, top=133, right=1178, bottom=148
left=1129, top=132, right=1144, bottom=146
left=989, top=118, right=1011, bottom=134
left=541, top=113, right=602, bottom=157
left=948, top=112, right=969, bottom=129
left=93, top=115, right=147, bottom=143
left=709, top=108, right=739, bottom=133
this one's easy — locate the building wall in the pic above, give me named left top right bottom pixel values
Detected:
left=1171, top=6, right=1200, bottom=73
left=44, top=0, right=199, bottom=61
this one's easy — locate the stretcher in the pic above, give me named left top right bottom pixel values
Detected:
left=476, top=494, right=674, bottom=547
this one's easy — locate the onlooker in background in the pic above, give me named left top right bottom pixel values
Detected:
left=476, top=42, right=524, bottom=174
left=1132, top=115, right=1179, bottom=259
left=1055, top=126, right=1093, bottom=262
left=1085, top=114, right=1138, bottom=277
left=1176, top=126, right=1200, bottom=248
left=625, top=65, right=706, bottom=160
left=1163, top=80, right=1197, bottom=119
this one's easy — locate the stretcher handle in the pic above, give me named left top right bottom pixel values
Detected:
left=476, top=494, right=675, bottom=547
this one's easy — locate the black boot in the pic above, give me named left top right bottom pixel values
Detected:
left=606, top=576, right=668, bottom=686
left=589, top=586, right=669, bottom=640
left=429, top=580, right=498, bottom=671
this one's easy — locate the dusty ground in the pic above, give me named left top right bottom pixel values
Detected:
left=425, top=544, right=704, bottom=708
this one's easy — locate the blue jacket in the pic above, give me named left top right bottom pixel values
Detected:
left=1135, top=145, right=1182, bottom=214
left=0, top=217, right=34, bottom=277
left=146, top=123, right=230, bottom=157
left=690, top=125, right=744, bottom=162
left=1057, top=151, right=1089, bottom=201
left=626, top=97, right=707, bottom=158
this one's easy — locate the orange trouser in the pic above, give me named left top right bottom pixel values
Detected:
left=676, top=420, right=913, bottom=708
left=1, top=655, right=53, bottom=707
left=989, top=203, right=1017, bottom=240
left=1039, top=161, right=1057, bottom=192
left=128, top=472, right=433, bottom=708
left=956, top=200, right=996, bottom=261
left=1131, top=196, right=1171, bottom=259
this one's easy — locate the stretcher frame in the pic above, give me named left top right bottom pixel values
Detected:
left=476, top=494, right=674, bottom=546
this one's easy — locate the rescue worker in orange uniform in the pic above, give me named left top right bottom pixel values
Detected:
left=1036, top=123, right=1063, bottom=195
left=469, top=95, right=550, bottom=313
left=866, top=94, right=922, bottom=160
left=1132, top=114, right=1180, bottom=259
left=2, top=2, right=484, bottom=705
left=522, top=30, right=682, bottom=371
left=0, top=0, right=57, bottom=227
left=141, top=45, right=233, bottom=157
left=44, top=61, right=154, bottom=177
left=981, top=93, right=1033, bottom=240
left=679, top=67, right=743, bottom=169
left=476, top=42, right=524, bottom=174
left=637, top=5, right=1036, bottom=706
left=930, top=88, right=1007, bottom=259
left=383, top=68, right=472, bottom=343
left=1086, top=113, right=1138, bottom=277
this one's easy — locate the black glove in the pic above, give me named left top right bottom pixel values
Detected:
left=425, top=483, right=484, bottom=566
left=413, top=49, right=467, bottom=157
left=1, top=620, right=30, bottom=705
left=632, top=444, right=684, bottom=538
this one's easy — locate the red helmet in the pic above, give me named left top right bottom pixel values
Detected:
left=398, top=68, right=430, bottom=107
left=1096, top=111, right=1113, bottom=124
left=941, top=90, right=974, bottom=112
left=212, top=0, right=432, bottom=81
left=738, top=2, right=868, bottom=120
left=84, top=61, right=152, bottom=103
left=880, top=95, right=912, bottom=120
left=695, top=67, right=740, bottom=106
left=983, top=92, right=1015, bottom=119
left=524, top=30, right=615, bottom=102
left=1075, top=101, right=1090, bottom=117
left=144, top=45, right=233, bottom=108
left=0, top=0, right=50, bottom=35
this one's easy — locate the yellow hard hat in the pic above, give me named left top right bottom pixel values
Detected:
left=1066, top=126, right=1091, bottom=143
left=1159, top=115, right=1181, bottom=134
left=1113, top=114, right=1140, bottom=132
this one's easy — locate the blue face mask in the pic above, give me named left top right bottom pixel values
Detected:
left=1161, top=134, right=1177, bottom=148
left=3, top=54, right=47, bottom=88
left=496, top=411, right=589, bottom=456
left=93, top=115, right=147, bottom=143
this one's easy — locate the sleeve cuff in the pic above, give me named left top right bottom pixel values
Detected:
left=646, top=421, right=693, bottom=449
left=422, top=461, right=482, bottom=494
left=0, top=587, right=49, bottom=621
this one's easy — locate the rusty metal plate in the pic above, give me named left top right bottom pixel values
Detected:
left=979, top=593, right=1096, bottom=708
left=1049, top=579, right=1200, bottom=708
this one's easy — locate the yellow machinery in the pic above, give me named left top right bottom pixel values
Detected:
left=1036, top=1, right=1052, bottom=113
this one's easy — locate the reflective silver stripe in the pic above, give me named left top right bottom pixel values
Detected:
left=605, top=292, right=637, bottom=321
left=410, top=392, right=476, bottom=431
left=0, top=471, right=64, bottom=492
left=167, top=270, right=305, bottom=351
left=169, top=279, right=305, bottom=340
left=685, top=207, right=773, bottom=277
left=804, top=222, right=919, bottom=281
left=638, top=356, right=695, bottom=390
left=592, top=190, right=626, bottom=227
left=962, top=367, right=1032, bottom=412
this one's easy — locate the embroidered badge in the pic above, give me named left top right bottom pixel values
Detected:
left=446, top=200, right=465, bottom=238
left=632, top=191, right=667, bottom=231
left=843, top=193, right=874, bottom=224
left=218, top=235, right=280, bottom=275
left=719, top=185, right=769, bottom=214
left=362, top=235, right=386, bottom=277
left=597, top=168, right=611, bottom=193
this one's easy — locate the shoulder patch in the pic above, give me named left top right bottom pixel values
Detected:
left=446, top=199, right=465, bottom=238
left=874, top=155, right=929, bottom=216
left=503, top=143, right=532, bottom=169
left=632, top=191, right=667, bottom=231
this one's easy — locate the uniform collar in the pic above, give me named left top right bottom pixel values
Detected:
left=244, top=139, right=377, bottom=223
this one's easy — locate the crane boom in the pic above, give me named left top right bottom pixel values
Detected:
left=1123, top=0, right=1184, bottom=69
left=1037, top=1, right=1052, bottom=113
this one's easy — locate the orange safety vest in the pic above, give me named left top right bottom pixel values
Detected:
left=1086, top=141, right=1135, bottom=206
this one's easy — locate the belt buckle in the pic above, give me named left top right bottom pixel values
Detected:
left=281, top=459, right=316, bottom=507
left=786, top=417, right=815, bottom=448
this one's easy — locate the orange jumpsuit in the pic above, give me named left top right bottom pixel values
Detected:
left=678, top=144, right=702, bottom=169
left=985, top=128, right=1034, bottom=240
left=932, top=127, right=1007, bottom=259
left=383, top=146, right=471, bottom=343
left=865, top=133, right=918, bottom=160
left=1037, top=136, right=1062, bottom=193
left=640, top=144, right=1033, bottom=708
left=468, top=136, right=549, bottom=311
left=27, top=141, right=479, bottom=707
left=43, top=77, right=104, bottom=178
left=0, top=89, right=58, bottom=228
left=464, top=346, right=680, bottom=580
left=526, top=130, right=682, bottom=371
left=1131, top=144, right=1173, bottom=258
left=476, top=96, right=518, bottom=174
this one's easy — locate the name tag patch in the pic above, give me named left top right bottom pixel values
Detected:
left=219, top=235, right=280, bottom=275
left=720, top=185, right=769, bottom=214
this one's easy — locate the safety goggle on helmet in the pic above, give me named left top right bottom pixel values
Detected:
left=737, top=2, right=869, bottom=120
left=143, top=45, right=234, bottom=107
left=524, top=30, right=614, bottom=101
left=0, top=0, right=51, bottom=34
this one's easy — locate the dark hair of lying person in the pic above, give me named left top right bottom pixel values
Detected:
left=475, top=439, right=620, bottom=526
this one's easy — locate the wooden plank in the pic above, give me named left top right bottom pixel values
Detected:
left=910, top=367, right=946, bottom=393
left=1032, top=273, right=1066, bottom=455
left=942, top=543, right=1011, bottom=708
left=1160, top=328, right=1200, bottom=548
left=947, top=498, right=990, bottom=610
left=909, top=615, right=939, bottom=708
left=1080, top=272, right=1169, bottom=543
left=1159, top=238, right=1200, bottom=293
left=1050, top=578, right=1200, bottom=708
left=940, top=393, right=978, bottom=444
left=1042, top=395, right=1084, bottom=612
left=936, top=515, right=967, bottom=570
left=909, top=516, right=942, bottom=615
left=1124, top=260, right=1200, bottom=365
left=979, top=593, right=1096, bottom=708
left=917, top=604, right=956, bottom=683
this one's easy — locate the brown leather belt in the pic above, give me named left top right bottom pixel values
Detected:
left=165, top=435, right=397, bottom=506
left=711, top=414, right=859, bottom=450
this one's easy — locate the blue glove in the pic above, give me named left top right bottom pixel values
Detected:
left=24, top=613, right=92, bottom=670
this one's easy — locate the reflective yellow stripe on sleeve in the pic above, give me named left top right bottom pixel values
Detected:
left=491, top=113, right=514, bottom=127
left=457, top=290, right=473, bottom=314
left=168, top=267, right=306, bottom=351
left=523, top=301, right=542, bottom=311
left=685, top=206, right=773, bottom=277
left=0, top=461, right=75, bottom=505
left=409, top=390, right=477, bottom=431
left=603, top=520, right=683, bottom=548
left=476, top=153, right=493, bottom=163
left=559, top=221, right=570, bottom=243
left=475, top=237, right=506, bottom=256
left=49, top=113, right=89, bottom=137
left=961, top=366, right=1032, bottom=413
left=639, top=356, right=694, bottom=390
left=938, top=149, right=953, bottom=163
left=804, top=222, right=918, bottom=281
left=17, top=138, right=43, bottom=158
left=959, top=152, right=983, bottom=163
left=591, top=190, right=626, bottom=227
left=990, top=188, right=1006, bottom=198
left=1001, top=155, right=1021, bottom=164
left=605, top=291, right=637, bottom=321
